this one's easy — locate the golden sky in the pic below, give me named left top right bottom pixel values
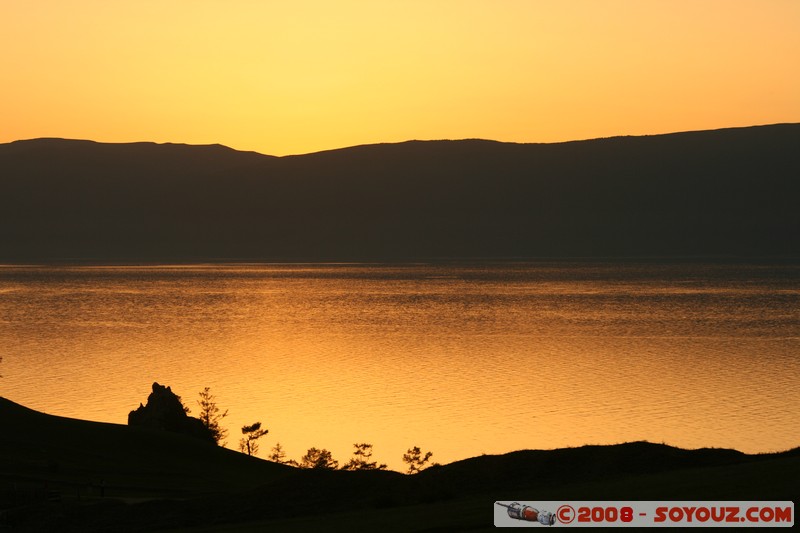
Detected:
left=2, top=0, right=798, bottom=155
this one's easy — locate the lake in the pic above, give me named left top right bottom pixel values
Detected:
left=1, top=262, right=798, bottom=470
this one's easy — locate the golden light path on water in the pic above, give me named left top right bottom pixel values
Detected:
left=1, top=263, right=798, bottom=471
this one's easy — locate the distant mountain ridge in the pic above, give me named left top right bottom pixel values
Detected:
left=2, top=124, right=799, bottom=261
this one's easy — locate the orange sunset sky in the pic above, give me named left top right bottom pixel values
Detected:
left=2, top=0, right=798, bottom=156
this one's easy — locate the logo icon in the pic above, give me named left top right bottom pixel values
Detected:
left=496, top=501, right=556, bottom=526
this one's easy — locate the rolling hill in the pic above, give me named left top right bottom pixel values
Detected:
left=1, top=124, right=799, bottom=262
left=1, top=397, right=797, bottom=531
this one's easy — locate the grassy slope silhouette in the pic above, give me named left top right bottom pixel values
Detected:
left=1, top=398, right=797, bottom=531
left=1, top=124, right=799, bottom=262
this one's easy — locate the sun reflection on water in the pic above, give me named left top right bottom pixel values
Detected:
left=1, top=263, right=798, bottom=470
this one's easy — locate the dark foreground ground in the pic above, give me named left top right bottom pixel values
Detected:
left=1, top=397, right=797, bottom=531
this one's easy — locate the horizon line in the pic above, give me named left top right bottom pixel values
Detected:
left=5, top=121, right=798, bottom=159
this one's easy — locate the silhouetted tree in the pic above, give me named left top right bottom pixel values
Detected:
left=268, top=442, right=286, bottom=463
left=403, top=446, right=433, bottom=474
left=268, top=442, right=298, bottom=466
left=299, top=447, right=339, bottom=469
left=197, top=387, right=228, bottom=446
left=239, top=422, right=268, bottom=456
left=268, top=442, right=287, bottom=463
left=342, top=443, right=387, bottom=471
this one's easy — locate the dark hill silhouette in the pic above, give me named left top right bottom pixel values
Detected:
left=1, top=124, right=799, bottom=261
left=1, top=397, right=797, bottom=531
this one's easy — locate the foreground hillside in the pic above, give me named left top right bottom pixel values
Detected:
left=1, top=397, right=797, bottom=531
left=1, top=124, right=799, bottom=261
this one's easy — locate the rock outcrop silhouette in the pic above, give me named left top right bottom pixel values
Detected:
left=128, top=382, right=214, bottom=444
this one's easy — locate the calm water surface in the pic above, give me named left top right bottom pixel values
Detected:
left=1, top=263, right=798, bottom=470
